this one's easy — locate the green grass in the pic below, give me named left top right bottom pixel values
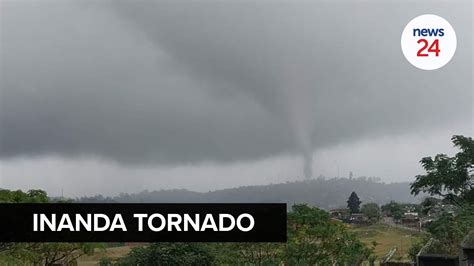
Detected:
left=350, top=223, right=423, bottom=261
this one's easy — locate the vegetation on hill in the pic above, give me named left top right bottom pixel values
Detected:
left=0, top=189, right=48, bottom=203
left=78, top=177, right=420, bottom=209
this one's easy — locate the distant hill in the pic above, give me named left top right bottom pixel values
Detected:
left=77, top=177, right=421, bottom=209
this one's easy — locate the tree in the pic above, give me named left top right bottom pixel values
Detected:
left=0, top=189, right=50, bottom=256
left=230, top=242, right=282, bottom=265
left=26, top=189, right=49, bottom=203
left=420, top=197, right=441, bottom=215
left=361, top=203, right=381, bottom=222
left=118, top=243, right=214, bottom=265
left=381, top=201, right=403, bottom=220
left=411, top=135, right=473, bottom=205
left=408, top=239, right=426, bottom=263
left=0, top=189, right=101, bottom=265
left=347, top=191, right=362, bottom=213
left=409, top=135, right=474, bottom=258
left=30, top=243, right=97, bottom=265
left=285, top=204, right=374, bottom=265
left=0, top=189, right=48, bottom=203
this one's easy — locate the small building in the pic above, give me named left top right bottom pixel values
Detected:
left=329, top=208, right=350, bottom=220
left=402, top=212, right=419, bottom=220
left=349, top=213, right=369, bottom=224
left=427, top=203, right=457, bottom=218
left=401, top=212, right=420, bottom=229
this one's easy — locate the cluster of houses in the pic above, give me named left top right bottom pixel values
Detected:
left=329, top=200, right=474, bottom=265
left=330, top=202, right=458, bottom=232
left=329, top=206, right=421, bottom=226
left=329, top=208, right=372, bottom=224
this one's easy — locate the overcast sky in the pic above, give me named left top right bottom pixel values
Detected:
left=0, top=0, right=472, bottom=197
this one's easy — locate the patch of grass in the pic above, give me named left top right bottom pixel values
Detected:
left=350, top=223, right=423, bottom=260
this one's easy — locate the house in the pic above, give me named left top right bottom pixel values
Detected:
left=427, top=203, right=457, bottom=218
left=329, top=208, right=350, bottom=220
left=402, top=212, right=419, bottom=220
left=401, top=212, right=420, bottom=229
left=349, top=213, right=369, bottom=224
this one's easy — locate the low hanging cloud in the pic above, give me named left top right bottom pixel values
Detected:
left=0, top=0, right=472, bottom=169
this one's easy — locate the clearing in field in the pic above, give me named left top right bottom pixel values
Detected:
left=350, top=223, right=423, bottom=261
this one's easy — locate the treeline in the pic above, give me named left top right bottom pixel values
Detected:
left=0, top=189, right=102, bottom=265
left=100, top=204, right=376, bottom=265
left=0, top=189, right=48, bottom=203
left=77, top=177, right=419, bottom=209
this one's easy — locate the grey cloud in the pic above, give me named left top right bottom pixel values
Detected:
left=0, top=0, right=472, bottom=167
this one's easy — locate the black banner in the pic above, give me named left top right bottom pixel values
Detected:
left=0, top=203, right=286, bottom=242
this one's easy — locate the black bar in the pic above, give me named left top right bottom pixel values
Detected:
left=0, top=203, right=287, bottom=242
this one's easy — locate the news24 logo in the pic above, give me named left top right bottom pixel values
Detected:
left=401, top=14, right=456, bottom=70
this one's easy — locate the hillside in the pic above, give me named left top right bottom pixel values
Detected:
left=78, top=177, right=421, bottom=209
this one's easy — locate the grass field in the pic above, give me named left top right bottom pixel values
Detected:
left=350, top=223, right=424, bottom=261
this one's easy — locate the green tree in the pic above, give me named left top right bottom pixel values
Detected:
left=26, top=189, right=49, bottom=203
left=0, top=189, right=101, bottom=265
left=408, top=239, right=426, bottom=263
left=33, top=243, right=97, bottom=265
left=361, top=202, right=381, bottom=222
left=231, top=242, right=282, bottom=265
left=409, top=135, right=474, bottom=258
left=0, top=189, right=48, bottom=203
left=420, top=197, right=441, bottom=215
left=118, top=243, right=214, bottom=265
left=381, top=201, right=404, bottom=220
left=285, top=204, right=374, bottom=265
left=205, top=243, right=243, bottom=265
left=347, top=191, right=362, bottom=213
left=0, top=189, right=50, bottom=256
left=411, top=135, right=473, bottom=205
left=2, top=242, right=102, bottom=265
left=425, top=205, right=474, bottom=254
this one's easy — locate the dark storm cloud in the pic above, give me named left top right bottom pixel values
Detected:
left=0, top=0, right=472, bottom=165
